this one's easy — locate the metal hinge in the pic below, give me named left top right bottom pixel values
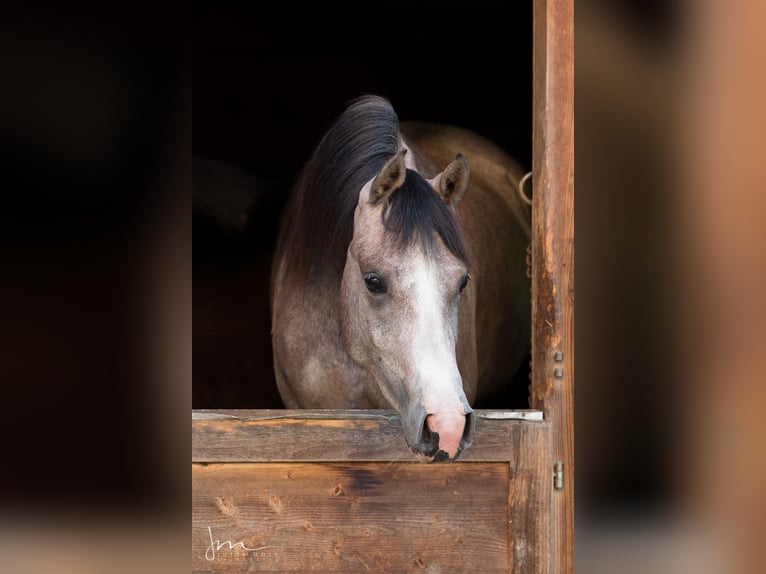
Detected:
left=554, top=461, right=564, bottom=490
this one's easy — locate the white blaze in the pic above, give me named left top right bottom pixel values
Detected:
left=409, top=254, right=465, bottom=416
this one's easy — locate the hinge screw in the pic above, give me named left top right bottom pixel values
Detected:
left=553, top=368, right=564, bottom=379
left=554, top=351, right=564, bottom=362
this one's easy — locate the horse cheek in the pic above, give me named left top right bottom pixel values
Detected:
left=339, top=282, right=371, bottom=365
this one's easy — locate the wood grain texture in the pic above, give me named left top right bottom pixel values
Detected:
left=509, top=423, right=552, bottom=574
left=192, top=409, right=542, bottom=463
left=193, top=462, right=509, bottom=573
left=192, top=411, right=551, bottom=572
left=531, top=0, right=575, bottom=573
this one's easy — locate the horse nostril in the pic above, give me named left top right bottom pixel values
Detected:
left=419, top=417, right=439, bottom=455
left=462, top=411, right=476, bottom=449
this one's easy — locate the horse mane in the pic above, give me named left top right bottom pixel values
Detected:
left=275, top=95, right=470, bottom=292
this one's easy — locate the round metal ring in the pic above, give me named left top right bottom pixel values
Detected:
left=518, top=171, right=533, bottom=206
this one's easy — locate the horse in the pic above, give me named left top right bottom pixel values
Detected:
left=271, top=95, right=530, bottom=461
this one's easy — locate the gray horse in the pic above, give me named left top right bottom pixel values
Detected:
left=271, top=96, right=530, bottom=461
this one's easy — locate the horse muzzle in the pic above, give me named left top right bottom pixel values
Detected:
left=403, top=405, right=475, bottom=462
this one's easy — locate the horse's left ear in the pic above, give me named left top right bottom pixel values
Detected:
left=431, top=153, right=470, bottom=206
left=370, top=150, right=408, bottom=204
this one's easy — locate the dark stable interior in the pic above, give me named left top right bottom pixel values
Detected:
left=193, top=1, right=533, bottom=409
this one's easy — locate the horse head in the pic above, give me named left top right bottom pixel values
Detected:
left=340, top=149, right=476, bottom=461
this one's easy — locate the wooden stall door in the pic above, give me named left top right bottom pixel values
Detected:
left=192, top=411, right=551, bottom=573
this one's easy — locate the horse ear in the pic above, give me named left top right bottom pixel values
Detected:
left=431, top=153, right=470, bottom=206
left=370, top=150, right=407, bottom=204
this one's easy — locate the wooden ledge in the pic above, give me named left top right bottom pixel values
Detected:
left=193, top=409, right=547, bottom=463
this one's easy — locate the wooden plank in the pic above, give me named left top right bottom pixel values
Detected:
left=193, top=462, right=510, bottom=573
left=531, top=0, right=575, bottom=573
left=193, top=409, right=544, bottom=422
left=192, top=409, right=543, bottom=463
left=509, top=422, right=553, bottom=574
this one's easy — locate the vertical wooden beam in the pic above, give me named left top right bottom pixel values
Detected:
left=508, top=423, right=553, bottom=574
left=531, top=0, right=574, bottom=573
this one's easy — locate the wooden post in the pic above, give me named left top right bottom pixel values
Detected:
left=531, top=0, right=574, bottom=572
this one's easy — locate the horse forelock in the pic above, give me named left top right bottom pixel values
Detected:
left=381, top=170, right=472, bottom=267
left=274, top=95, right=400, bottom=292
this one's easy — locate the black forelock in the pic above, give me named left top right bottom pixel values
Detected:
left=382, top=170, right=471, bottom=266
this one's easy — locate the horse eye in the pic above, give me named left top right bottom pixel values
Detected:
left=458, top=273, right=470, bottom=293
left=364, top=274, right=386, bottom=294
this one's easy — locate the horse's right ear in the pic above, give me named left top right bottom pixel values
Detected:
left=369, top=150, right=407, bottom=204
left=431, top=153, right=470, bottom=206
